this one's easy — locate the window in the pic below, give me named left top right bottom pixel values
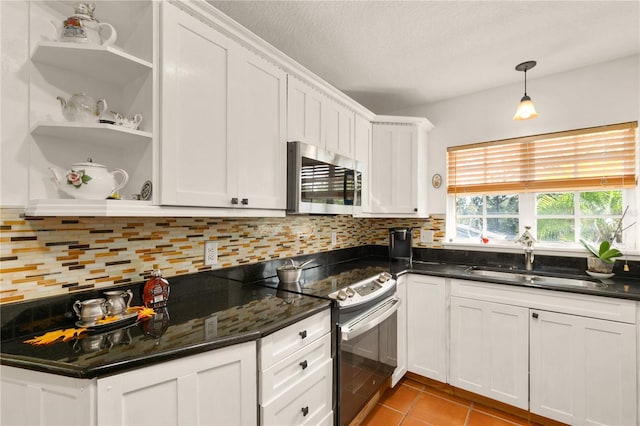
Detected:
left=446, top=122, right=638, bottom=248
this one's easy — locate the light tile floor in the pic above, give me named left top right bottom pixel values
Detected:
left=360, top=377, right=537, bottom=426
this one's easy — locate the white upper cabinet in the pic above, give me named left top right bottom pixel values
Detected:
left=287, top=76, right=324, bottom=147
left=354, top=113, right=372, bottom=213
left=368, top=116, right=432, bottom=216
left=160, top=2, right=286, bottom=211
left=324, top=97, right=355, bottom=158
left=286, top=75, right=356, bottom=158
left=236, top=51, right=287, bottom=210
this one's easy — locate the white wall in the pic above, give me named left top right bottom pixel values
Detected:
left=1, top=1, right=31, bottom=207
left=392, top=55, right=640, bottom=214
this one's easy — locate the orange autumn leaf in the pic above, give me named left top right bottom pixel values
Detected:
left=95, top=315, right=119, bottom=325
left=137, top=307, right=155, bottom=320
left=24, top=327, right=87, bottom=346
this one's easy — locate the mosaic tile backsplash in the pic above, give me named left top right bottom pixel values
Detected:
left=0, top=208, right=445, bottom=304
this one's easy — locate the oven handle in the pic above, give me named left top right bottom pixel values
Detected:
left=341, top=296, right=399, bottom=341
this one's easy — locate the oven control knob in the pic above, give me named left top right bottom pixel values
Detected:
left=337, top=290, right=348, bottom=301
left=345, top=287, right=355, bottom=297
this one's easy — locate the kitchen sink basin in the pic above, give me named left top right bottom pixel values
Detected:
left=466, top=267, right=606, bottom=288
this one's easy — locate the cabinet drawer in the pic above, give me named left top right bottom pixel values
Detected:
left=260, top=309, right=331, bottom=370
left=261, top=360, right=333, bottom=426
left=261, top=332, right=332, bottom=404
left=451, top=279, right=637, bottom=323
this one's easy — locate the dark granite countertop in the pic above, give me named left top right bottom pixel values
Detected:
left=2, top=246, right=639, bottom=380
left=0, top=272, right=330, bottom=379
left=396, top=260, right=640, bottom=301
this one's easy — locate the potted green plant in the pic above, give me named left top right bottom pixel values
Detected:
left=580, top=239, right=622, bottom=274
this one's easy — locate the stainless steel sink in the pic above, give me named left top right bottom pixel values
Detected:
left=466, top=267, right=606, bottom=288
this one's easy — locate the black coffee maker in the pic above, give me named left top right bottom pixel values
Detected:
left=389, top=228, right=413, bottom=261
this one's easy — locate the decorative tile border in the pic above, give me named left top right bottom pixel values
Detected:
left=0, top=208, right=444, bottom=304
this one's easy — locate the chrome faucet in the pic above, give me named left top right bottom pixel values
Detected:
left=516, top=226, right=536, bottom=271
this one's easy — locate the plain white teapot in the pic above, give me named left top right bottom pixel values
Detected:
left=60, top=2, right=117, bottom=46
left=50, top=159, right=128, bottom=200
left=57, top=93, right=107, bottom=123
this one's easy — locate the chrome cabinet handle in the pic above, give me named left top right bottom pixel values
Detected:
left=532, top=312, right=539, bottom=319
left=301, top=406, right=309, bottom=416
left=231, top=197, right=239, bottom=205
left=299, top=360, right=308, bottom=370
left=241, top=198, right=248, bottom=205
left=299, top=330, right=307, bottom=339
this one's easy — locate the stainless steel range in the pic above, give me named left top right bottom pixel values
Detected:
left=259, top=264, right=398, bottom=426
left=332, top=271, right=398, bottom=426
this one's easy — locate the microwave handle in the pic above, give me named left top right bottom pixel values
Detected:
left=343, top=169, right=358, bottom=205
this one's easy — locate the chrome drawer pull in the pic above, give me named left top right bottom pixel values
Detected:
left=301, top=406, right=309, bottom=416
left=299, top=330, right=307, bottom=339
left=299, top=360, right=308, bottom=370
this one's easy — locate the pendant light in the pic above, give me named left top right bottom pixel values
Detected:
left=513, top=60, right=538, bottom=120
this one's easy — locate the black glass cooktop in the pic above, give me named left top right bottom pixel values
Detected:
left=256, top=259, right=389, bottom=299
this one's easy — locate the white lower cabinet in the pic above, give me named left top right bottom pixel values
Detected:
left=530, top=309, right=637, bottom=425
left=392, top=274, right=408, bottom=386
left=1, top=341, right=257, bottom=426
left=406, top=275, right=448, bottom=382
left=449, top=296, right=529, bottom=409
left=448, top=278, right=638, bottom=425
left=1, top=366, right=95, bottom=426
left=258, top=309, right=333, bottom=426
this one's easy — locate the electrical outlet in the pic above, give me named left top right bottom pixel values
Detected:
left=420, top=230, right=434, bottom=244
left=204, top=315, right=218, bottom=339
left=204, top=241, right=218, bottom=266
left=331, top=232, right=337, bottom=246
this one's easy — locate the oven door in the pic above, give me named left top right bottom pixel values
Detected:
left=338, top=296, right=398, bottom=426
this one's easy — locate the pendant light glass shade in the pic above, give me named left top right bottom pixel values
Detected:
left=513, top=94, right=538, bottom=120
left=513, top=60, right=538, bottom=121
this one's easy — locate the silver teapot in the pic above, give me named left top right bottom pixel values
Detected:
left=60, top=2, right=117, bottom=46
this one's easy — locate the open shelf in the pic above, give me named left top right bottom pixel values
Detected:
left=31, top=121, right=152, bottom=146
left=31, top=41, right=152, bottom=85
left=25, top=199, right=287, bottom=218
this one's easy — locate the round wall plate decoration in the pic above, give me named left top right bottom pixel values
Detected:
left=432, top=174, right=442, bottom=189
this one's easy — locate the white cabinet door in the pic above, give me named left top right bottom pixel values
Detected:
left=392, top=274, right=408, bottom=386
left=160, top=2, right=240, bottom=207
left=1, top=366, right=95, bottom=426
left=354, top=114, right=371, bottom=213
left=370, top=123, right=419, bottom=214
left=324, top=98, right=354, bottom=158
left=287, top=76, right=324, bottom=147
left=449, top=297, right=529, bottom=409
left=237, top=50, right=286, bottom=209
left=407, top=275, right=447, bottom=382
left=530, top=310, right=637, bottom=426
left=97, top=342, right=257, bottom=426
left=161, top=4, right=286, bottom=210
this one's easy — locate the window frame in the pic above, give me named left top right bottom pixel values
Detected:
left=446, top=188, right=637, bottom=252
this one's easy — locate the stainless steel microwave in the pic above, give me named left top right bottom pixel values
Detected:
left=287, top=141, right=361, bottom=214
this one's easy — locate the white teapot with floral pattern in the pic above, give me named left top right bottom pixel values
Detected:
left=50, top=159, right=128, bottom=200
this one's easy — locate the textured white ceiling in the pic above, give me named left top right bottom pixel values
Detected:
left=209, top=1, right=640, bottom=114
